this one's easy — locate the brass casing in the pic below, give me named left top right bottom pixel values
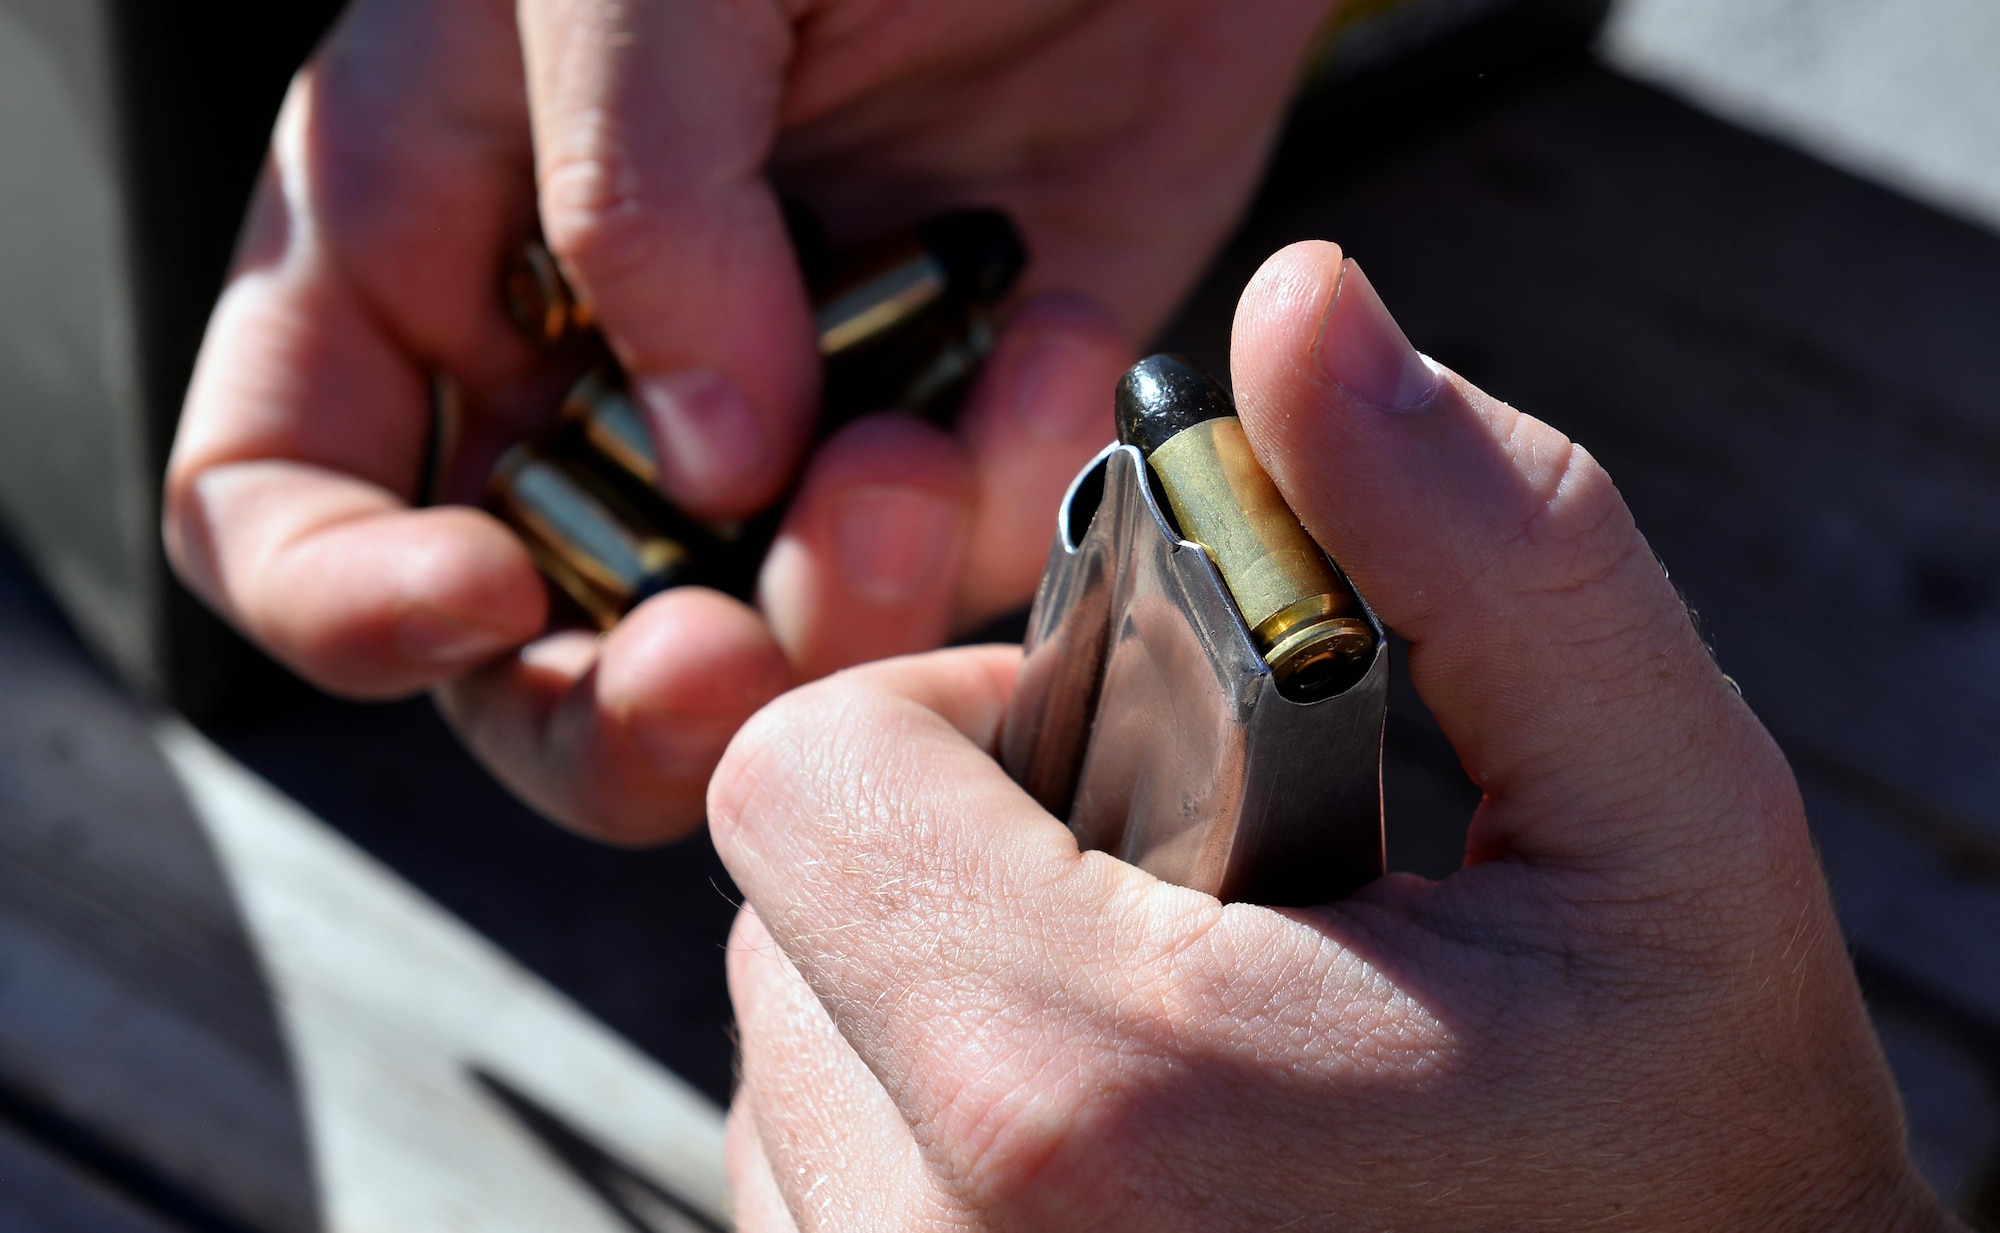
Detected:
left=488, top=443, right=691, bottom=629
left=488, top=208, right=1022, bottom=626
left=1148, top=418, right=1373, bottom=695
left=502, top=240, right=593, bottom=346
left=814, top=248, right=948, bottom=357
left=562, top=370, right=660, bottom=485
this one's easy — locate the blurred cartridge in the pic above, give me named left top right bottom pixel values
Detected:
left=501, top=239, right=593, bottom=347
left=485, top=207, right=1026, bottom=626
left=1117, top=355, right=1375, bottom=701
left=486, top=374, right=744, bottom=628
left=488, top=442, right=691, bottom=630
left=815, top=209, right=1025, bottom=423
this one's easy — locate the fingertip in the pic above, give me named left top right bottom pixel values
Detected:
left=574, top=590, right=791, bottom=843
left=634, top=366, right=806, bottom=519
left=438, top=588, right=787, bottom=847
left=1233, top=240, right=1346, bottom=386
left=178, top=463, right=546, bottom=697
left=537, top=162, right=819, bottom=519
left=706, top=675, right=820, bottom=874
left=758, top=416, right=975, bottom=679
left=1232, top=241, right=1344, bottom=346
left=316, top=506, right=546, bottom=692
left=398, top=503, right=551, bottom=633
left=962, top=294, right=1131, bottom=449
left=598, top=587, right=794, bottom=734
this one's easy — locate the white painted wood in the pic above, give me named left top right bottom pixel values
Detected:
left=1604, top=0, right=2000, bottom=233
left=156, top=722, right=730, bottom=1233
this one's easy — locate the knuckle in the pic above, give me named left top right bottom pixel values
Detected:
left=1488, top=442, right=1690, bottom=668
left=537, top=140, right=673, bottom=290
left=707, top=676, right=854, bottom=848
left=1506, top=443, right=1642, bottom=600
left=923, top=1047, right=1097, bottom=1209
left=294, top=65, right=428, bottom=251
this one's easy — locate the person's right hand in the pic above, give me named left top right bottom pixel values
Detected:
left=710, top=241, right=1961, bottom=1232
left=162, top=0, right=1336, bottom=843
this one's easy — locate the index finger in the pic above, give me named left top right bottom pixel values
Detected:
left=516, top=0, right=819, bottom=519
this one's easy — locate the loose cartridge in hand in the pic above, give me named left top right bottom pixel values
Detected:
left=487, top=209, right=1026, bottom=628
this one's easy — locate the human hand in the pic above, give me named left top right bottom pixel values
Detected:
left=163, top=0, right=1332, bottom=840
left=710, top=241, right=1959, bottom=1231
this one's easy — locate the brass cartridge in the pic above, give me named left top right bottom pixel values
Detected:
left=815, top=241, right=947, bottom=356
left=487, top=208, right=1025, bottom=626
left=488, top=440, right=693, bottom=629
left=814, top=209, right=1025, bottom=424
left=561, top=370, right=660, bottom=486
left=502, top=239, right=594, bottom=347
left=1117, top=355, right=1374, bottom=700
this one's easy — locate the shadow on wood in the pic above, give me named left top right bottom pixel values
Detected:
left=472, top=1070, right=726, bottom=1233
left=0, top=546, right=322, bottom=1230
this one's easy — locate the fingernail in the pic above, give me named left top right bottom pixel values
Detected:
left=1315, top=260, right=1441, bottom=411
left=396, top=611, right=517, bottom=666
left=634, top=369, right=762, bottom=508
left=1006, top=328, right=1115, bottom=442
left=834, top=486, right=964, bottom=605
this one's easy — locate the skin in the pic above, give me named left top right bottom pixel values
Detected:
left=162, top=0, right=1334, bottom=843
left=710, top=242, right=1963, bottom=1232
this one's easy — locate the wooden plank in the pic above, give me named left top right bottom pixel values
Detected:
left=0, top=563, right=729, bottom=1233
left=156, top=721, right=731, bottom=1233
left=0, top=572, right=319, bottom=1232
left=1604, top=0, right=2000, bottom=232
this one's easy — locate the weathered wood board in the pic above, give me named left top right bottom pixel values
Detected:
left=0, top=565, right=730, bottom=1233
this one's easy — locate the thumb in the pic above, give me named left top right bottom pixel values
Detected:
left=519, top=0, right=817, bottom=519
left=1230, top=241, right=1797, bottom=881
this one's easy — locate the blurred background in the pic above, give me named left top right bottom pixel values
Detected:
left=1, top=0, right=1996, bottom=1229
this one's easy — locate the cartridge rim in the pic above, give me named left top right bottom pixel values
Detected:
left=1265, top=615, right=1375, bottom=701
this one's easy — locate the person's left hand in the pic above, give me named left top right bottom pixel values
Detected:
left=161, top=0, right=1330, bottom=845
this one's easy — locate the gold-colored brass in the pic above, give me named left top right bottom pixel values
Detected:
left=1147, top=417, right=1374, bottom=693
left=814, top=249, right=948, bottom=356
left=503, top=240, right=593, bottom=346
left=561, top=370, right=659, bottom=485
left=487, top=208, right=1022, bottom=627
left=488, top=443, right=690, bottom=629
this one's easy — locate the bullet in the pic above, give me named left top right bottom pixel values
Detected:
left=1117, top=355, right=1375, bottom=701
left=487, top=440, right=694, bottom=630
left=486, top=208, right=1026, bottom=626
left=815, top=208, right=1026, bottom=424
